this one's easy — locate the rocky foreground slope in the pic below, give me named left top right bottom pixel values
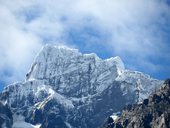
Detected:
left=103, top=79, right=170, bottom=128
left=0, top=45, right=162, bottom=128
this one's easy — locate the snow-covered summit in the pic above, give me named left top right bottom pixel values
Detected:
left=28, top=45, right=124, bottom=80
left=24, top=45, right=162, bottom=98
left=25, top=45, right=127, bottom=97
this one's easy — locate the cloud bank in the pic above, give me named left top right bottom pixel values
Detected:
left=0, top=0, right=170, bottom=86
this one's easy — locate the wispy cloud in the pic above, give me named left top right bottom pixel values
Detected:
left=0, top=0, right=170, bottom=86
left=0, top=2, right=42, bottom=84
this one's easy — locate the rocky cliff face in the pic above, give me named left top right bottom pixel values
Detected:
left=0, top=102, right=13, bottom=128
left=103, top=79, right=170, bottom=128
left=0, top=45, right=162, bottom=128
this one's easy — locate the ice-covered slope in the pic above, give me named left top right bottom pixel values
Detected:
left=116, top=70, right=162, bottom=101
left=26, top=45, right=122, bottom=96
left=0, top=45, right=162, bottom=128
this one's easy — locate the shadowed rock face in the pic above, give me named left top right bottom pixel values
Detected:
left=103, top=79, right=170, bottom=128
left=0, top=45, right=162, bottom=128
left=0, top=102, right=13, bottom=128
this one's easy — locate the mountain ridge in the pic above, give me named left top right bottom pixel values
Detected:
left=0, top=45, right=162, bottom=128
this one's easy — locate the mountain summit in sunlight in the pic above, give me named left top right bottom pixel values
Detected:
left=0, top=45, right=162, bottom=128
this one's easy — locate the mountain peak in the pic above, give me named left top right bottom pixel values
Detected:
left=26, top=45, right=124, bottom=82
left=0, top=44, right=162, bottom=128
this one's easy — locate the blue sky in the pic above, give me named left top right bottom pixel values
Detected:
left=0, top=0, right=170, bottom=90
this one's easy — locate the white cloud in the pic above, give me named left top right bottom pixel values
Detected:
left=0, top=0, right=170, bottom=85
left=0, top=3, right=42, bottom=84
